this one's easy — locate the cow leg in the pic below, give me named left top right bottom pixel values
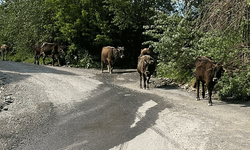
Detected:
left=206, top=82, right=213, bottom=106
left=42, top=55, right=46, bottom=65
left=56, top=55, right=61, bottom=66
left=110, top=60, right=114, bottom=73
left=34, top=55, right=36, bottom=64
left=107, top=59, right=112, bottom=74
left=37, top=55, right=40, bottom=65
left=5, top=51, right=7, bottom=61
left=202, top=82, right=205, bottom=99
left=139, top=72, right=142, bottom=88
left=4, top=51, right=6, bottom=61
left=52, top=55, right=55, bottom=66
left=146, top=76, right=151, bottom=89
left=101, top=61, right=104, bottom=73
left=2, top=50, right=4, bottom=61
left=196, top=80, right=200, bottom=101
left=143, top=73, right=147, bottom=89
left=107, top=65, right=110, bottom=74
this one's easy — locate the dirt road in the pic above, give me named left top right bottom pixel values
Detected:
left=0, top=61, right=250, bottom=150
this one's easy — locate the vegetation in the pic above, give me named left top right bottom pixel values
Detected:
left=0, top=0, right=249, bottom=100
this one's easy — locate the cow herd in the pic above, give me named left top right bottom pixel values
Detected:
left=1, top=43, right=224, bottom=106
left=100, top=46, right=224, bottom=106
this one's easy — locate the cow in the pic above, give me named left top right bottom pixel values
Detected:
left=101, top=46, right=125, bottom=74
left=40, top=42, right=65, bottom=66
left=137, top=55, right=156, bottom=89
left=139, top=48, right=151, bottom=57
left=194, top=56, right=224, bottom=106
left=1, top=44, right=11, bottom=61
left=33, top=42, right=43, bottom=65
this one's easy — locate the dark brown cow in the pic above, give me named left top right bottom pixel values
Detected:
left=194, top=56, right=224, bottom=106
left=40, top=43, right=65, bottom=66
left=139, top=48, right=151, bottom=57
left=101, top=46, right=125, bottom=74
left=33, top=42, right=43, bottom=65
left=137, top=55, right=156, bottom=89
left=1, top=44, right=11, bottom=61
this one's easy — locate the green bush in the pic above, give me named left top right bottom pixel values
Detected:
left=143, top=12, right=201, bottom=82
left=216, top=71, right=250, bottom=101
left=66, top=44, right=99, bottom=68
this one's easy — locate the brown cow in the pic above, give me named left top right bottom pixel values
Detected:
left=40, top=43, right=65, bottom=66
left=1, top=44, right=11, bottom=61
left=194, top=56, right=224, bottom=106
left=101, top=46, right=125, bottom=74
left=137, top=55, right=156, bottom=89
left=139, top=48, right=151, bottom=57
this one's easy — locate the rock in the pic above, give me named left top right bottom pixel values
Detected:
left=3, top=106, right=8, bottom=111
left=0, top=102, right=4, bottom=109
left=5, top=96, right=14, bottom=103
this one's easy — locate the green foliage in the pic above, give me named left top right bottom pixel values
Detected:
left=45, top=0, right=112, bottom=45
left=143, top=1, right=250, bottom=101
left=216, top=71, right=250, bottom=101
left=143, top=10, right=200, bottom=82
left=0, top=0, right=52, bottom=56
left=65, top=44, right=99, bottom=68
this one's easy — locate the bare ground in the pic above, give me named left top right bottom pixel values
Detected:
left=0, top=61, right=250, bottom=150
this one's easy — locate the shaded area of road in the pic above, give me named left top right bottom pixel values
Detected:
left=16, top=83, right=171, bottom=150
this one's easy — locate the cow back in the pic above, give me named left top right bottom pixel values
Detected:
left=101, top=46, right=115, bottom=62
left=40, top=43, right=64, bottom=55
left=195, top=56, right=223, bottom=82
left=41, top=43, right=54, bottom=55
left=139, top=48, right=151, bottom=57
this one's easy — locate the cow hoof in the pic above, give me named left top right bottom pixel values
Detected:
left=196, top=98, right=200, bottom=101
left=208, top=103, right=212, bottom=106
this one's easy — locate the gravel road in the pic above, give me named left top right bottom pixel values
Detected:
left=0, top=61, right=250, bottom=150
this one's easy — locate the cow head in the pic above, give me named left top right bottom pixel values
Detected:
left=117, top=47, right=125, bottom=59
left=143, top=56, right=155, bottom=76
left=58, top=45, right=66, bottom=56
left=208, top=63, right=224, bottom=82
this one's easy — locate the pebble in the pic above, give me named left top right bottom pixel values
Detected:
left=3, top=106, right=8, bottom=110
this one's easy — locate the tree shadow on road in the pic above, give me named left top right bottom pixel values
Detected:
left=49, top=84, right=173, bottom=150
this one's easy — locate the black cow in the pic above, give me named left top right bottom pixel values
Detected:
left=40, top=43, right=65, bottom=66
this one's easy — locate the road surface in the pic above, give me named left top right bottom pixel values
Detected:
left=0, top=61, right=250, bottom=150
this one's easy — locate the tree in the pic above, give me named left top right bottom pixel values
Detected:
left=143, top=8, right=201, bottom=81
left=44, top=0, right=114, bottom=67
left=104, top=0, right=174, bottom=67
left=0, top=0, right=52, bottom=61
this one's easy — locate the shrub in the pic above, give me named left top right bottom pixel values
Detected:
left=216, top=71, right=250, bottom=101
